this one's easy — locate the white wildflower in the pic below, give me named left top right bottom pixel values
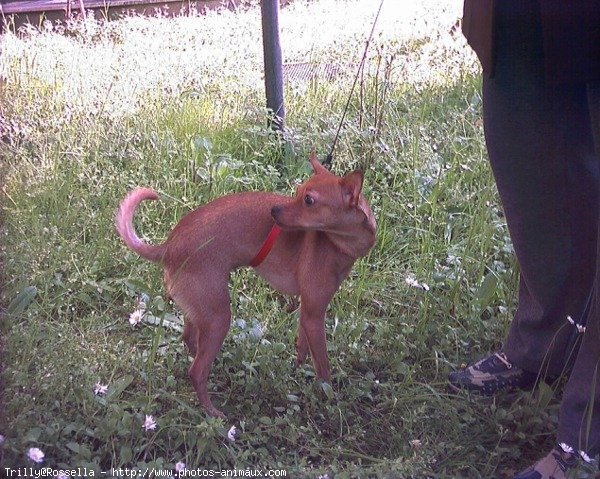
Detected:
left=405, top=276, right=429, bottom=291
left=567, top=315, right=586, bottom=333
left=227, top=425, right=237, bottom=442
left=559, top=442, right=574, bottom=454
left=175, top=462, right=186, bottom=472
left=129, top=309, right=144, bottom=326
left=142, top=415, right=157, bottom=431
left=410, top=439, right=422, bottom=448
left=94, top=382, right=108, bottom=395
left=579, top=450, right=591, bottom=463
left=27, top=447, right=45, bottom=463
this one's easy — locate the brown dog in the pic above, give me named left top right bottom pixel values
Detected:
left=116, top=152, right=376, bottom=418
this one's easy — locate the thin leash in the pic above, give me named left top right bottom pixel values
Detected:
left=323, top=0, right=385, bottom=169
left=253, top=1, right=385, bottom=265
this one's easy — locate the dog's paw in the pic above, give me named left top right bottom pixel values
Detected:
left=205, top=405, right=227, bottom=419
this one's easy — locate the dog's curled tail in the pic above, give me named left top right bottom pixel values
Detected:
left=116, top=187, right=166, bottom=263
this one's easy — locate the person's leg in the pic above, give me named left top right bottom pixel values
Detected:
left=555, top=81, right=600, bottom=459
left=513, top=80, right=600, bottom=479
left=450, top=0, right=599, bottom=394
left=451, top=1, right=598, bottom=394
left=486, top=0, right=598, bottom=377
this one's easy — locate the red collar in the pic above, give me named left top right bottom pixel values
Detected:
left=249, top=224, right=282, bottom=267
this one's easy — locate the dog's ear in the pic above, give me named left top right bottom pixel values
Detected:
left=309, top=151, right=330, bottom=175
left=340, top=170, right=364, bottom=207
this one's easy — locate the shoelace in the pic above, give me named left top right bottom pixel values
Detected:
left=494, top=352, right=513, bottom=370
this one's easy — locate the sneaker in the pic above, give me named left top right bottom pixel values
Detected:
left=513, top=446, right=579, bottom=479
left=448, top=351, right=538, bottom=395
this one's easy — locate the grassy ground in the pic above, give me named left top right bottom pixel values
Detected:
left=0, top=0, right=591, bottom=477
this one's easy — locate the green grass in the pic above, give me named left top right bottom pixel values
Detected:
left=1, top=1, right=596, bottom=477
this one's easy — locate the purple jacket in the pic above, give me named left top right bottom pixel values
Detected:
left=462, top=0, right=600, bottom=84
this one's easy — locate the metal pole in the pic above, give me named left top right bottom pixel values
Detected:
left=260, top=0, right=285, bottom=130
left=78, top=0, right=87, bottom=20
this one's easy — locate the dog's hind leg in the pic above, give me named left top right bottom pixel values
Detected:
left=182, top=321, right=199, bottom=357
left=174, top=276, right=231, bottom=418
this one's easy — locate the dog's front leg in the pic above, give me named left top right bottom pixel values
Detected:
left=295, top=324, right=309, bottom=366
left=298, top=299, right=331, bottom=381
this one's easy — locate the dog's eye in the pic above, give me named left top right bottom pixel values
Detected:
left=304, top=195, right=315, bottom=206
